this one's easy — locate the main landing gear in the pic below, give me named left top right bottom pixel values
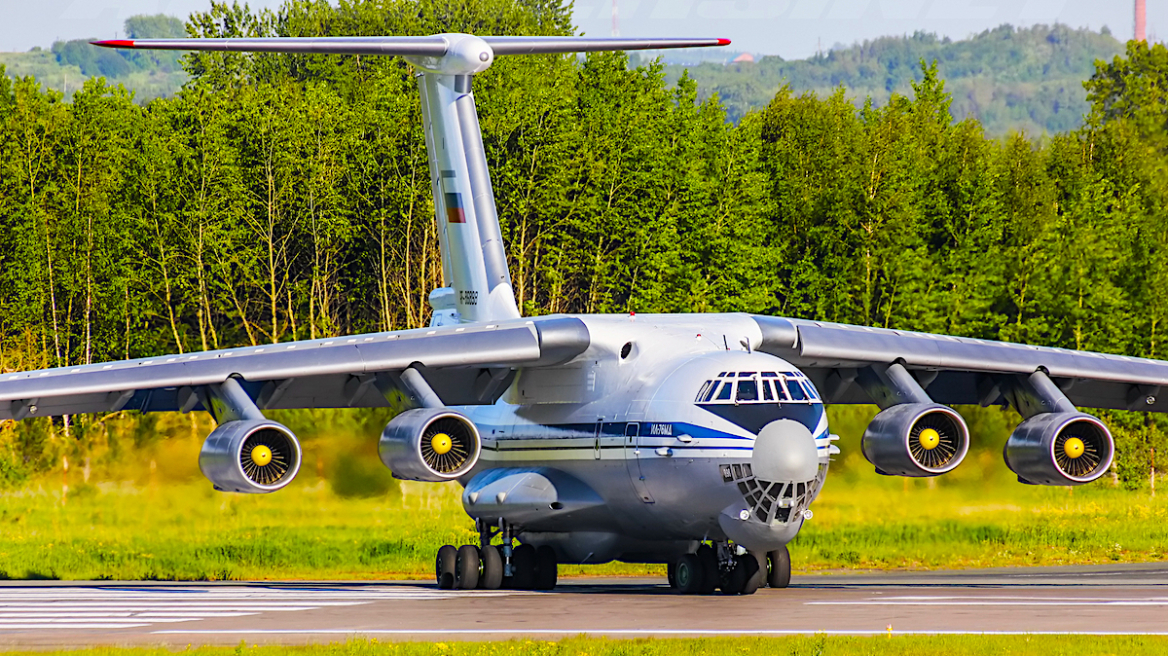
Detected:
left=435, top=519, right=558, bottom=591
left=669, top=543, right=790, bottom=595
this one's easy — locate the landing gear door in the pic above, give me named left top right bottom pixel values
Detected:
left=624, top=422, right=654, bottom=503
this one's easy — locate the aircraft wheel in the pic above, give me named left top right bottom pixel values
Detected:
left=535, top=545, right=558, bottom=590
left=720, top=557, right=747, bottom=595
left=674, top=554, right=703, bottom=594
left=455, top=545, right=480, bottom=590
left=696, top=544, right=718, bottom=594
left=436, top=544, right=457, bottom=590
left=767, top=545, right=791, bottom=589
left=479, top=545, right=504, bottom=590
left=511, top=544, right=537, bottom=590
left=739, top=554, right=762, bottom=595
left=666, top=562, right=677, bottom=589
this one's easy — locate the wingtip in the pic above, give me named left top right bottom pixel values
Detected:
left=717, top=38, right=732, bottom=46
left=91, top=39, right=136, bottom=49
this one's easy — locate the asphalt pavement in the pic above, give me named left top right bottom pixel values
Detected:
left=1, top=563, right=1167, bottom=648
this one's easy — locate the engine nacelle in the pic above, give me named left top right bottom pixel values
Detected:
left=379, top=408, right=481, bottom=482
left=862, top=403, right=969, bottom=477
left=199, top=419, right=302, bottom=493
left=1004, top=412, right=1114, bottom=486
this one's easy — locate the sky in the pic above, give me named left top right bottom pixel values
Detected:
left=1, top=0, right=1161, bottom=58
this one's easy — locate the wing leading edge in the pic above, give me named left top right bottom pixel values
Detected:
left=0, top=316, right=589, bottom=420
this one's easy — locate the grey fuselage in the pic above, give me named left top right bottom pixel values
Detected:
left=455, top=313, right=832, bottom=565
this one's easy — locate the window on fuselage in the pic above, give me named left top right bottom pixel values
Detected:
left=736, top=379, right=759, bottom=402
left=762, top=379, right=774, bottom=401
left=773, top=378, right=791, bottom=401
left=801, top=379, right=821, bottom=400
left=696, top=380, right=713, bottom=402
left=715, top=380, right=734, bottom=401
left=784, top=375, right=809, bottom=401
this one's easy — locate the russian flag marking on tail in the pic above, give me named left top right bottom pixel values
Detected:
left=444, top=192, right=466, bottom=223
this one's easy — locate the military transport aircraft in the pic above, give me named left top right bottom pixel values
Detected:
left=1, top=32, right=1159, bottom=595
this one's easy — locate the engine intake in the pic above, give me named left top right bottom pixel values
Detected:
left=379, top=408, right=481, bottom=482
left=1004, top=412, right=1114, bottom=486
left=199, top=419, right=302, bottom=493
left=862, top=403, right=969, bottom=477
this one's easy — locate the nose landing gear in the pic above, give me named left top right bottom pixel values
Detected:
left=669, top=543, right=787, bottom=595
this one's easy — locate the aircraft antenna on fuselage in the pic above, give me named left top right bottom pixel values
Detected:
left=93, top=34, right=730, bottom=325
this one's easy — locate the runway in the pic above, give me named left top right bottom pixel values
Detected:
left=2, top=563, right=1168, bottom=648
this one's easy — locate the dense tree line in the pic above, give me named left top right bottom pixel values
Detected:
left=0, top=0, right=1165, bottom=488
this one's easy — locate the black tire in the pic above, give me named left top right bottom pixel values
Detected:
left=535, top=545, right=558, bottom=590
left=767, top=545, right=791, bottom=589
left=674, top=554, right=703, bottom=594
left=667, top=562, right=677, bottom=588
left=479, top=545, right=504, bottom=590
left=720, top=557, right=747, bottom=595
left=455, top=545, right=480, bottom=590
left=436, top=544, right=457, bottom=590
left=739, top=554, right=762, bottom=595
left=511, top=543, right=537, bottom=590
left=696, top=544, right=718, bottom=594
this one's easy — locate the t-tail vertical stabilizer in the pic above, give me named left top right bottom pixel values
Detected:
left=93, top=33, right=730, bottom=325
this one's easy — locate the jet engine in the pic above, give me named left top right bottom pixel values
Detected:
left=1004, top=412, right=1114, bottom=486
left=199, top=419, right=302, bottom=493
left=862, top=403, right=969, bottom=477
left=379, top=408, right=481, bottom=482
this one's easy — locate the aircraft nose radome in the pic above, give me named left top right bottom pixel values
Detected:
left=752, top=419, right=818, bottom=482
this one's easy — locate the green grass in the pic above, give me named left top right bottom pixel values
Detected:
left=0, top=405, right=1164, bottom=580
left=4, top=636, right=1168, bottom=656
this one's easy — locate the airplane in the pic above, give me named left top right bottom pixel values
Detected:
left=1, top=31, right=1158, bottom=595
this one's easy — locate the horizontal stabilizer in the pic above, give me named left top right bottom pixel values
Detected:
left=91, top=35, right=729, bottom=57
left=91, top=36, right=450, bottom=56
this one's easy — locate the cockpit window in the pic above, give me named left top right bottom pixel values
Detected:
left=736, top=379, right=759, bottom=402
left=695, top=380, right=713, bottom=402
left=696, top=372, right=819, bottom=405
left=784, top=375, right=808, bottom=401
left=801, top=379, right=821, bottom=400
left=715, top=381, right=734, bottom=400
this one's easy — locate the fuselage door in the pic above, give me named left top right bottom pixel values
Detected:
left=624, top=422, right=654, bottom=503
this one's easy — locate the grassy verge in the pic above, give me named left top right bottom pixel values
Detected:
left=1, top=466, right=1165, bottom=580
left=5, top=636, right=1168, bottom=656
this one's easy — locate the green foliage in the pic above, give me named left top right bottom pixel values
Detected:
left=660, top=24, right=1125, bottom=135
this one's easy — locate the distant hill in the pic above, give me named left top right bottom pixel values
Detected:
left=2, top=19, right=1124, bottom=135
left=651, top=24, right=1126, bottom=136
left=0, top=14, right=187, bottom=103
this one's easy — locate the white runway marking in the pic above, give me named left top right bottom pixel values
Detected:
left=0, top=585, right=506, bottom=633
left=806, top=595, right=1168, bottom=606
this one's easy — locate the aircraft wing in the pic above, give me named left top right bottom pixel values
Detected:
left=0, top=317, right=588, bottom=420
left=753, top=316, right=1168, bottom=412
